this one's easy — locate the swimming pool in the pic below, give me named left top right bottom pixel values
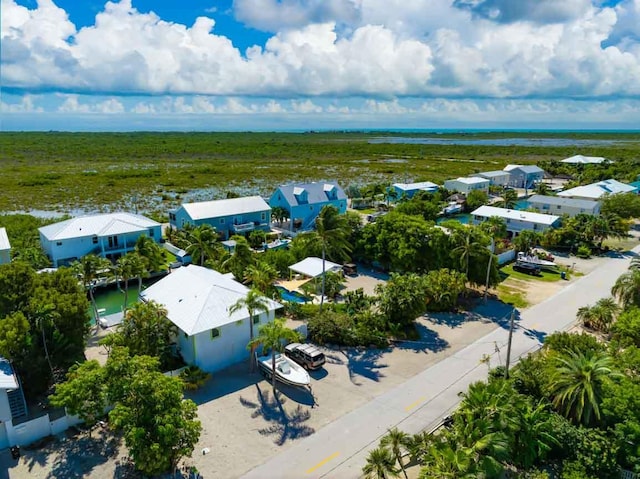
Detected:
left=275, top=286, right=308, bottom=303
left=436, top=213, right=471, bottom=225
left=89, top=284, right=140, bottom=323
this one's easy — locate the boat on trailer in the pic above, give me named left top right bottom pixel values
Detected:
left=256, top=352, right=311, bottom=389
left=516, top=252, right=558, bottom=271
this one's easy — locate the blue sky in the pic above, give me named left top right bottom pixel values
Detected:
left=2, top=0, right=640, bottom=131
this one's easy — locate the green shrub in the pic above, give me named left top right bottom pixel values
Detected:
left=575, top=245, right=591, bottom=258
left=179, top=366, right=211, bottom=390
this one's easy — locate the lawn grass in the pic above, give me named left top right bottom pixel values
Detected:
left=499, top=264, right=567, bottom=283
left=602, top=236, right=640, bottom=252
left=496, top=285, right=529, bottom=308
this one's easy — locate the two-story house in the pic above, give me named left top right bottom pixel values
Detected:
left=471, top=205, right=560, bottom=237
left=269, top=182, right=347, bottom=232
left=527, top=195, right=601, bottom=217
left=503, top=165, right=545, bottom=189
left=391, top=181, right=439, bottom=200
left=0, top=228, right=10, bottom=265
left=39, top=213, right=162, bottom=267
left=443, top=177, right=490, bottom=194
left=169, top=196, right=271, bottom=240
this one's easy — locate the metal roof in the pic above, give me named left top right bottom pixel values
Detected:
left=289, top=257, right=342, bottom=278
left=528, top=195, right=600, bottom=210
left=393, top=181, right=439, bottom=191
left=39, top=213, right=160, bottom=241
left=180, top=196, right=270, bottom=221
left=561, top=155, right=607, bottom=164
left=450, top=177, right=490, bottom=185
left=476, top=170, right=510, bottom=178
left=0, top=227, right=10, bottom=251
left=558, top=179, right=637, bottom=199
left=0, top=357, right=18, bottom=390
left=471, top=205, right=560, bottom=225
left=273, top=182, right=347, bottom=207
left=508, top=165, right=545, bottom=174
left=140, top=265, right=281, bottom=336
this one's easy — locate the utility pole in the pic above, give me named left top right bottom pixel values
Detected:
left=484, top=239, right=494, bottom=303
left=504, top=309, right=516, bottom=379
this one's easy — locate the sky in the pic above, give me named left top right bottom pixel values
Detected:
left=1, top=0, right=640, bottom=131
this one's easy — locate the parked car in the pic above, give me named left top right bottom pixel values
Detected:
left=284, top=343, right=326, bottom=370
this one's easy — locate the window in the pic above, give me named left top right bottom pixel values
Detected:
left=253, top=316, right=260, bottom=325
left=261, top=212, right=266, bottom=221
left=220, top=218, right=225, bottom=224
left=92, top=236, right=98, bottom=244
left=211, top=328, right=220, bottom=339
left=169, top=213, right=176, bottom=221
left=149, top=228, right=154, bottom=237
left=533, top=224, right=538, bottom=230
left=506, top=219, right=511, bottom=224
left=56, top=241, right=62, bottom=246
left=184, top=332, right=188, bottom=339
left=557, top=205, right=561, bottom=209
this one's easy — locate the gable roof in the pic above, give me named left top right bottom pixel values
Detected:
left=39, top=213, right=160, bottom=241
left=0, top=227, right=10, bottom=251
left=476, top=170, right=510, bottom=178
left=471, top=205, right=560, bottom=225
left=0, top=357, right=18, bottom=390
left=561, top=155, right=607, bottom=164
left=274, top=182, right=346, bottom=207
left=450, top=177, right=490, bottom=185
left=527, top=195, right=600, bottom=210
left=393, top=181, right=439, bottom=192
left=289, top=257, right=342, bottom=278
left=509, top=165, right=545, bottom=174
left=179, top=196, right=270, bottom=221
left=140, top=265, right=281, bottom=336
left=558, top=179, right=637, bottom=199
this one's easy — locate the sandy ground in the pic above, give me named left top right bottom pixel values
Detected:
left=1, top=258, right=603, bottom=479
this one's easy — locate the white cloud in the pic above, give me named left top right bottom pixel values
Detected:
left=57, top=94, right=123, bottom=113
left=1, top=0, right=639, bottom=102
left=0, top=94, right=43, bottom=112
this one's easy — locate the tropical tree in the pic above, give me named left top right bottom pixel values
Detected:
left=513, top=230, right=540, bottom=253
left=419, top=440, right=474, bottom=479
left=576, top=297, right=620, bottom=333
left=381, top=428, right=411, bottom=479
left=465, top=189, right=489, bottom=211
left=376, top=273, right=426, bottom=326
left=534, top=182, right=552, bottom=196
left=32, top=303, right=56, bottom=380
left=243, top=261, right=278, bottom=297
left=114, top=253, right=135, bottom=314
left=247, top=318, right=301, bottom=389
left=612, top=269, right=640, bottom=308
left=271, top=206, right=289, bottom=226
left=479, top=217, right=507, bottom=252
left=451, top=228, right=488, bottom=281
left=229, top=288, right=270, bottom=371
left=496, top=189, right=518, bottom=209
left=185, top=224, right=218, bottom=266
left=386, top=186, right=399, bottom=205
left=312, top=205, right=352, bottom=312
left=362, top=447, right=400, bottom=479
left=72, top=254, right=111, bottom=321
left=222, top=235, right=254, bottom=280
left=511, top=401, right=558, bottom=469
left=135, top=235, right=166, bottom=273
left=547, top=350, right=621, bottom=426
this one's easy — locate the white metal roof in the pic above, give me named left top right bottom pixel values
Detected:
left=471, top=205, right=560, bottom=225
left=476, top=170, right=510, bottom=178
left=561, top=155, right=607, bottom=164
left=528, top=195, right=600, bottom=210
left=503, top=164, right=522, bottom=171
left=558, top=179, right=637, bottom=199
left=140, top=265, right=281, bottom=336
left=39, top=213, right=160, bottom=241
left=450, top=177, right=490, bottom=185
left=181, top=196, right=270, bottom=221
left=0, top=357, right=18, bottom=390
left=289, top=257, right=342, bottom=278
left=0, top=227, right=10, bottom=251
left=393, top=181, right=439, bottom=191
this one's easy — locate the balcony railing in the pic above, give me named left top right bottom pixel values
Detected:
left=231, top=222, right=256, bottom=233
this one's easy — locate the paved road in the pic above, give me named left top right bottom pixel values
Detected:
left=242, top=248, right=639, bottom=479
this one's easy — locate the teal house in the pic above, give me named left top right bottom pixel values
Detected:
left=169, top=196, right=271, bottom=240
left=269, top=182, right=347, bottom=232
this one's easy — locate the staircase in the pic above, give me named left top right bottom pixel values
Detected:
left=7, top=385, right=27, bottom=420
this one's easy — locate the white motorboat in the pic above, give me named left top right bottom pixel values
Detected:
left=516, top=252, right=558, bottom=269
left=442, top=202, right=463, bottom=215
left=256, top=352, right=311, bottom=389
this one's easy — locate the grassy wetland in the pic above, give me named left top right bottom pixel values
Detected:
left=1, top=131, right=639, bottom=220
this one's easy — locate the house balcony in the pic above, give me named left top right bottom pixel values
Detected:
left=231, top=222, right=256, bottom=234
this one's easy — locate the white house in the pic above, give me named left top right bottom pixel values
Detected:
left=0, top=227, right=10, bottom=265
left=0, top=358, right=23, bottom=449
left=558, top=179, right=638, bottom=201
left=527, top=195, right=601, bottom=217
left=475, top=171, right=511, bottom=187
left=561, top=155, right=607, bottom=165
left=391, top=181, right=439, bottom=199
left=140, top=265, right=281, bottom=373
left=471, top=205, right=560, bottom=236
left=39, top=213, right=162, bottom=267
left=169, top=196, right=271, bottom=240
left=443, top=177, right=490, bottom=194
left=503, top=165, right=545, bottom=189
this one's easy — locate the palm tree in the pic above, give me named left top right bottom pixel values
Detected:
left=386, top=186, right=399, bottom=206
left=185, top=224, right=218, bottom=266
left=512, top=401, right=558, bottom=469
left=534, top=182, right=552, bottom=196
left=72, top=254, right=111, bottom=321
left=612, top=269, right=640, bottom=308
left=222, top=235, right=254, bottom=280
left=547, top=350, right=622, bottom=426
left=32, top=303, right=57, bottom=380
left=420, top=440, right=474, bottom=479
left=135, top=235, right=166, bottom=273
left=312, top=205, right=352, bottom=312
left=452, top=228, right=487, bottom=281
left=381, top=428, right=411, bottom=479
left=576, top=297, right=619, bottom=332
left=480, top=216, right=507, bottom=248
left=496, top=189, right=518, bottom=209
left=362, top=447, right=400, bottom=479
left=229, top=288, right=270, bottom=371
left=629, top=256, right=640, bottom=271
left=244, top=261, right=278, bottom=296
left=247, top=318, right=301, bottom=389
left=115, top=253, right=145, bottom=314
left=271, top=206, right=289, bottom=226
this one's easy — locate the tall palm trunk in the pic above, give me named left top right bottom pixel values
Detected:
left=41, top=323, right=54, bottom=379
left=249, top=307, right=255, bottom=372
left=319, top=245, right=326, bottom=312
left=89, top=287, right=100, bottom=323
left=122, top=278, right=129, bottom=315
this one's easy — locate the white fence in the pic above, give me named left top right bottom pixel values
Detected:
left=4, top=412, right=82, bottom=448
left=496, top=249, right=516, bottom=265
left=620, top=470, right=639, bottom=479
